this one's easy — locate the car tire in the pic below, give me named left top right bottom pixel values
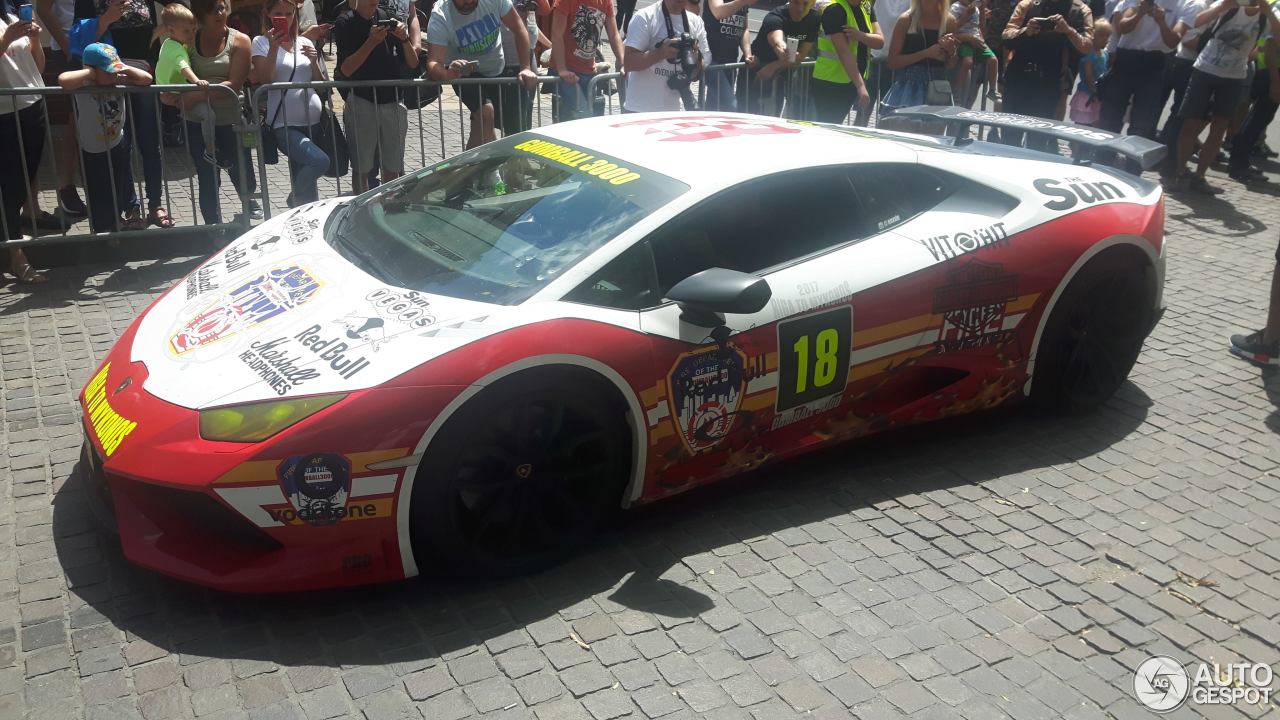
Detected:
left=1031, top=250, right=1156, bottom=413
left=410, top=371, right=630, bottom=577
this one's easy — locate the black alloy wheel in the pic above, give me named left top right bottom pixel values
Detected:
left=413, top=375, right=628, bottom=576
left=1033, top=254, right=1155, bottom=413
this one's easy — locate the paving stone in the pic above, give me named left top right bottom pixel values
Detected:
left=10, top=170, right=1280, bottom=720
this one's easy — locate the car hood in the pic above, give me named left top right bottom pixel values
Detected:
left=132, top=200, right=505, bottom=410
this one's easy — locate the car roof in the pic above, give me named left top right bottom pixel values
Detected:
left=527, top=112, right=925, bottom=191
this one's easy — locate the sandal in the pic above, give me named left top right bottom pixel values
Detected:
left=8, top=258, right=47, bottom=284
left=121, top=210, right=147, bottom=231
left=148, top=207, right=176, bottom=228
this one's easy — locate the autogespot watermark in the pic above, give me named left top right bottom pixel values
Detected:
left=1134, top=655, right=1274, bottom=713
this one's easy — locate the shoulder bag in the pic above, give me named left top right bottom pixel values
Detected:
left=309, top=55, right=350, bottom=178
left=922, top=25, right=954, bottom=105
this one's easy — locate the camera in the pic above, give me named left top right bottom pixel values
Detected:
left=662, top=32, right=699, bottom=79
left=657, top=32, right=699, bottom=108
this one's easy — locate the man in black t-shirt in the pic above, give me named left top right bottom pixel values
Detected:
left=702, top=0, right=756, bottom=110
left=335, top=0, right=418, bottom=193
left=739, top=0, right=820, bottom=115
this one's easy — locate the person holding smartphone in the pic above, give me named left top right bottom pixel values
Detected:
left=335, top=0, right=418, bottom=193
left=425, top=0, right=538, bottom=148
left=999, top=0, right=1093, bottom=148
left=0, top=5, right=49, bottom=282
left=253, top=0, right=329, bottom=206
left=1097, top=0, right=1182, bottom=168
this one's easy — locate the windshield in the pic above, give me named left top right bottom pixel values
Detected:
left=328, top=136, right=688, bottom=305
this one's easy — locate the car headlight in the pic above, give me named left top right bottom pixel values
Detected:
left=199, top=394, right=346, bottom=443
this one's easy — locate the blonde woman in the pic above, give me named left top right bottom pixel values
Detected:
left=882, top=0, right=957, bottom=128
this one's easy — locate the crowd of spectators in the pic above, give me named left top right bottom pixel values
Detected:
left=2, top=0, right=1280, bottom=283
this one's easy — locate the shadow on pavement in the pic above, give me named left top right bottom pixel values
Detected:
left=50, top=383, right=1152, bottom=668
left=1167, top=192, right=1269, bottom=238
left=0, top=237, right=228, bottom=318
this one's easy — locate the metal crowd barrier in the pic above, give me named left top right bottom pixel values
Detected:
left=0, top=83, right=251, bottom=247
left=4, top=63, right=987, bottom=247
left=248, top=75, right=585, bottom=219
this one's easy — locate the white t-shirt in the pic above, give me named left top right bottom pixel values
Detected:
left=252, top=36, right=324, bottom=127
left=1194, top=5, right=1269, bottom=78
left=1175, top=0, right=1208, bottom=60
left=0, top=14, right=42, bottom=114
left=873, top=0, right=910, bottom=59
left=949, top=1, right=980, bottom=36
left=1113, top=0, right=1183, bottom=52
left=45, top=0, right=77, bottom=52
left=428, top=0, right=514, bottom=77
left=622, top=2, right=711, bottom=112
left=73, top=92, right=127, bottom=153
left=500, top=11, right=539, bottom=68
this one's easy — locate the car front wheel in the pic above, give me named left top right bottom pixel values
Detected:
left=411, top=373, right=629, bottom=576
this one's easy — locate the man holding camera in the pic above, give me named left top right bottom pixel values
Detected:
left=622, top=0, right=711, bottom=111
left=426, top=0, right=538, bottom=147
left=336, top=0, right=420, bottom=193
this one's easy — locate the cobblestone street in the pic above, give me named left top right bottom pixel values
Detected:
left=1, top=120, right=1280, bottom=720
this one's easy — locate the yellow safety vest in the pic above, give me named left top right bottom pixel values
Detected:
left=813, top=0, right=872, bottom=84
left=1257, top=0, right=1279, bottom=71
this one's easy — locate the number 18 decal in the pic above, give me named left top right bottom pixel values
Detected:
left=775, top=306, right=852, bottom=413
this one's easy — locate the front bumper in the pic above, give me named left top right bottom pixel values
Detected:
left=78, top=356, right=423, bottom=593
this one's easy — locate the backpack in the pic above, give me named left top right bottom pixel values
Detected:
left=1196, top=6, right=1267, bottom=53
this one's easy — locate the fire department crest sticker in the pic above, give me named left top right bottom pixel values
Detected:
left=170, top=265, right=321, bottom=355
left=666, top=344, right=748, bottom=453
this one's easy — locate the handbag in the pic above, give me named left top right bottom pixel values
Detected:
left=309, top=61, right=349, bottom=178
left=922, top=27, right=954, bottom=105
left=257, top=58, right=300, bottom=166
left=402, top=49, right=442, bottom=109
left=310, top=106, right=349, bottom=178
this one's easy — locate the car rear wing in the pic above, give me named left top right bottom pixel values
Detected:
left=892, top=105, right=1167, bottom=171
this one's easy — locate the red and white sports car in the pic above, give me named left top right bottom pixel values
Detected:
left=80, top=109, right=1167, bottom=592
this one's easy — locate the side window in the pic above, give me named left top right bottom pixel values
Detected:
left=848, top=164, right=955, bottom=237
left=649, top=169, right=862, bottom=296
left=563, top=241, right=660, bottom=311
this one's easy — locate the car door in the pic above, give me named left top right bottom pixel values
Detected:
left=564, top=163, right=971, bottom=501
left=626, top=167, right=875, bottom=495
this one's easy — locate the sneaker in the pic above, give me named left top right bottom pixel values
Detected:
left=1188, top=175, right=1223, bottom=195
left=246, top=199, right=264, bottom=221
left=1262, top=142, right=1278, bottom=159
left=985, top=89, right=1002, bottom=102
left=58, top=186, right=87, bottom=216
left=203, top=149, right=218, bottom=167
left=1228, top=167, right=1269, bottom=185
left=1229, top=330, right=1280, bottom=366
left=1160, top=172, right=1188, bottom=193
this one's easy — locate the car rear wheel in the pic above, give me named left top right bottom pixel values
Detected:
left=1032, top=252, right=1156, bottom=413
left=411, top=373, right=629, bottom=576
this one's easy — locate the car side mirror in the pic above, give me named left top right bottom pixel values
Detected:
left=665, top=268, right=772, bottom=327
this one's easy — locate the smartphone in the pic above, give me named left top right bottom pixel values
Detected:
left=464, top=60, right=479, bottom=71
left=17, top=3, right=33, bottom=21
left=1036, top=17, right=1054, bottom=27
left=270, top=16, right=290, bottom=36
left=374, top=19, right=398, bottom=29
